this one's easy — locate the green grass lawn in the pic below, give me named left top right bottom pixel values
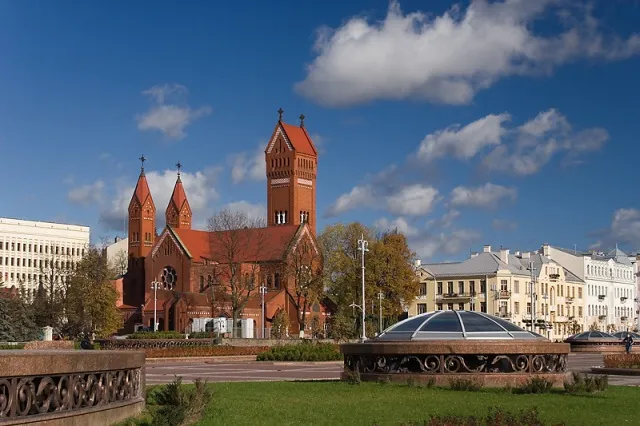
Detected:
left=195, top=381, right=640, bottom=426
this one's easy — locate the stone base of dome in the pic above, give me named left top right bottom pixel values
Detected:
left=340, top=340, right=570, bottom=388
left=341, top=371, right=568, bottom=388
left=569, top=343, right=626, bottom=353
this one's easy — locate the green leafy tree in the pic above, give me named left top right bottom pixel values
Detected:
left=64, top=246, right=122, bottom=338
left=0, top=292, right=40, bottom=342
left=271, top=310, right=290, bottom=339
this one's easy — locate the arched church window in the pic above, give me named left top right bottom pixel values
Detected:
left=274, top=273, right=281, bottom=289
left=161, top=266, right=177, bottom=290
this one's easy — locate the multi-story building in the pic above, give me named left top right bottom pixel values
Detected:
left=104, top=236, right=128, bottom=276
left=410, top=245, right=585, bottom=340
left=543, top=245, right=636, bottom=332
left=0, top=217, right=90, bottom=298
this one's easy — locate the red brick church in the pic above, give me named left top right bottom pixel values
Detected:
left=116, top=110, right=331, bottom=336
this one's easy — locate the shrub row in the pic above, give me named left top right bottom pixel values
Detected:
left=603, top=353, right=640, bottom=369
left=127, top=331, right=185, bottom=340
left=144, top=345, right=269, bottom=358
left=256, top=342, right=342, bottom=361
left=0, top=344, right=25, bottom=350
left=99, top=338, right=213, bottom=350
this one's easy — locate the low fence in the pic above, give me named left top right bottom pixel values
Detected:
left=0, top=349, right=145, bottom=425
left=98, top=338, right=213, bottom=350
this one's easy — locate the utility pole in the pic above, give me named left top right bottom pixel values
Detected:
left=357, top=235, right=369, bottom=341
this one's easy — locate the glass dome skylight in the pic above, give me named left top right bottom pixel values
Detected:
left=376, top=310, right=545, bottom=341
left=566, top=331, right=618, bottom=341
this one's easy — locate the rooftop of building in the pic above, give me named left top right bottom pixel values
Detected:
left=547, top=244, right=635, bottom=266
left=0, top=217, right=90, bottom=231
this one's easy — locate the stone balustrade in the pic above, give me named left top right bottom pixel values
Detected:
left=0, top=350, right=145, bottom=425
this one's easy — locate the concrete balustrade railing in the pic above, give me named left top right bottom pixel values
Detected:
left=0, top=350, right=145, bottom=425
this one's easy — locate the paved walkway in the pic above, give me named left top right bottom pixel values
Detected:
left=145, top=353, right=640, bottom=386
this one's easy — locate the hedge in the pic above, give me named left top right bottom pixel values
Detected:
left=603, top=353, right=640, bottom=369
left=256, top=342, right=342, bottom=362
left=127, top=331, right=185, bottom=340
left=0, top=344, right=25, bottom=350
left=145, top=345, right=269, bottom=358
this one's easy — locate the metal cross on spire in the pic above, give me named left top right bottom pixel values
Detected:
left=139, top=155, right=146, bottom=172
left=278, top=108, right=284, bottom=121
left=176, top=161, right=182, bottom=177
left=299, top=114, right=305, bottom=127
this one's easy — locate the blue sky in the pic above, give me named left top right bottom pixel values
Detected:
left=1, top=0, right=640, bottom=261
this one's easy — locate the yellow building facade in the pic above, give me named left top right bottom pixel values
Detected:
left=408, top=246, right=586, bottom=340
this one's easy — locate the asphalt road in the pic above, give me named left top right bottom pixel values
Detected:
left=145, top=353, right=640, bottom=386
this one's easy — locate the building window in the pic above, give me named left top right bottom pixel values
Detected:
left=447, top=303, right=453, bottom=310
left=436, top=282, right=443, bottom=295
left=469, top=281, right=475, bottom=295
left=500, top=280, right=508, bottom=291
left=436, top=303, right=443, bottom=311
left=527, top=303, right=532, bottom=314
left=458, top=281, right=464, bottom=294
left=274, top=273, right=281, bottom=289
left=578, top=288, right=582, bottom=298
left=417, top=304, right=427, bottom=314
left=447, top=282, right=454, bottom=294
left=514, top=280, right=520, bottom=294
left=458, top=303, right=464, bottom=310
left=480, top=280, right=486, bottom=293
left=160, top=266, right=178, bottom=290
left=480, top=302, right=487, bottom=313
left=419, top=283, right=427, bottom=296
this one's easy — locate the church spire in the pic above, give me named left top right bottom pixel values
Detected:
left=166, top=161, right=192, bottom=230
left=128, top=155, right=156, bottom=258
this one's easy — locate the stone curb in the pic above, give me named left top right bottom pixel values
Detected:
left=146, top=355, right=257, bottom=364
left=590, top=367, right=640, bottom=376
left=263, top=361, right=343, bottom=366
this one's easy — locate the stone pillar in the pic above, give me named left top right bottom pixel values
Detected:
left=42, top=326, right=53, bottom=341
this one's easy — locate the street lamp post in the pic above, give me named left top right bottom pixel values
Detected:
left=357, top=235, right=369, bottom=342
left=150, top=280, right=161, bottom=332
left=378, top=291, right=384, bottom=334
left=259, top=284, right=267, bottom=339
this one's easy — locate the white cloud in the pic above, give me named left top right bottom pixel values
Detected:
left=598, top=208, right=640, bottom=249
left=325, top=183, right=439, bottom=217
left=295, top=0, right=640, bottom=107
left=426, top=209, right=460, bottom=229
left=417, top=113, right=509, bottom=162
left=450, top=183, right=517, bottom=209
left=481, top=109, right=608, bottom=175
left=99, top=166, right=222, bottom=231
left=386, top=184, right=440, bottom=216
left=136, top=84, right=212, bottom=140
left=492, top=219, right=518, bottom=231
left=230, top=144, right=265, bottom=184
left=374, top=217, right=419, bottom=237
left=325, top=185, right=376, bottom=217
left=220, top=201, right=266, bottom=223
left=412, top=229, right=482, bottom=260
left=68, top=180, right=105, bottom=206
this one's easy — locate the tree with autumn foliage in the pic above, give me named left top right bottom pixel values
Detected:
left=283, top=234, right=324, bottom=336
left=318, top=222, right=419, bottom=339
left=207, top=209, right=270, bottom=332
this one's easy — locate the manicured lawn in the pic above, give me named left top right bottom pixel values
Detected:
left=198, top=381, right=640, bottom=425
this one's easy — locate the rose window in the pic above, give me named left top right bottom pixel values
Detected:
left=160, top=266, right=177, bottom=290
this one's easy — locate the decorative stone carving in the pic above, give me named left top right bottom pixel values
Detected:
left=0, top=369, right=141, bottom=419
left=271, top=177, right=290, bottom=186
left=297, top=178, right=313, bottom=186
left=344, top=353, right=568, bottom=375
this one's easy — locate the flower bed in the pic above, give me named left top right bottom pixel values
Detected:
left=603, top=353, right=640, bottom=369
left=256, top=342, right=342, bottom=361
left=145, top=345, right=269, bottom=358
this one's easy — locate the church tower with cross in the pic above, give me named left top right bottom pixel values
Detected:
left=165, top=161, right=192, bottom=230
left=265, top=108, right=318, bottom=235
left=128, top=155, right=157, bottom=259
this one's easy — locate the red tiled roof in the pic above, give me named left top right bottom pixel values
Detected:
left=168, top=176, right=190, bottom=212
left=280, top=122, right=317, bottom=156
left=132, top=171, right=154, bottom=207
left=172, top=225, right=299, bottom=263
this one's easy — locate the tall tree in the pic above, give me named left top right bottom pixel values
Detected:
left=31, top=248, right=77, bottom=330
left=367, top=231, right=420, bottom=321
left=207, top=209, right=270, bottom=332
left=0, top=282, right=40, bottom=342
left=64, top=246, right=122, bottom=338
left=283, top=235, right=323, bottom=336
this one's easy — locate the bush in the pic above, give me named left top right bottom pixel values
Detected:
left=449, top=377, right=483, bottom=392
left=344, top=368, right=361, bottom=385
left=396, top=407, right=563, bottom=426
left=564, top=372, right=608, bottom=394
left=517, top=376, right=554, bottom=394
left=188, top=332, right=222, bottom=343
left=0, top=344, right=25, bottom=350
left=603, top=353, right=640, bottom=369
left=256, top=342, right=341, bottom=362
left=128, top=331, right=185, bottom=340
left=148, top=376, right=213, bottom=426
left=145, top=346, right=268, bottom=358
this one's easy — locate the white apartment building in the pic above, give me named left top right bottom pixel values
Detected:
left=543, top=245, right=636, bottom=332
left=104, top=236, right=128, bottom=276
left=0, top=217, right=90, bottom=297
